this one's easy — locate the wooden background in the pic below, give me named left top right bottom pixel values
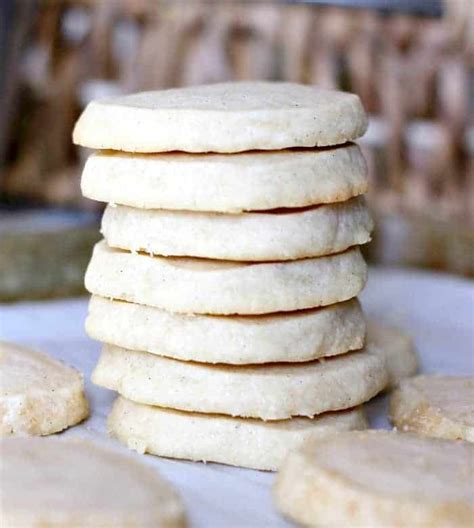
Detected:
left=1, top=0, right=473, bottom=276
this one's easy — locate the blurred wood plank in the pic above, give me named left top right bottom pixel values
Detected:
left=1, top=0, right=472, bottom=279
left=0, top=0, right=34, bottom=173
left=0, top=209, right=100, bottom=301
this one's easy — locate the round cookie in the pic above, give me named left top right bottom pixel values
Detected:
left=0, top=341, right=88, bottom=436
left=101, top=197, right=373, bottom=261
left=274, top=430, right=474, bottom=527
left=366, top=321, right=418, bottom=388
left=81, top=144, right=368, bottom=212
left=108, top=397, right=368, bottom=471
left=390, top=375, right=474, bottom=442
left=0, top=437, right=185, bottom=527
left=85, top=242, right=367, bottom=315
left=73, top=81, right=367, bottom=152
left=92, top=345, right=387, bottom=420
left=86, top=296, right=366, bottom=364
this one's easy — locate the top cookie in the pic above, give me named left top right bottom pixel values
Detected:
left=73, top=82, right=367, bottom=153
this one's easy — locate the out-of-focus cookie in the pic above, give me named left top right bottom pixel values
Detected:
left=366, top=321, right=418, bottom=388
left=0, top=437, right=186, bottom=527
left=390, top=375, right=474, bottom=441
left=274, top=430, right=474, bottom=527
left=0, top=341, right=88, bottom=436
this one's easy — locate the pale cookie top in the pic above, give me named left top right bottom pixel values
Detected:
left=391, top=375, right=474, bottom=441
left=297, top=430, right=474, bottom=503
left=0, top=341, right=88, bottom=436
left=0, top=341, right=82, bottom=398
left=399, top=376, right=474, bottom=427
left=0, top=437, right=186, bottom=527
left=73, top=82, right=367, bottom=153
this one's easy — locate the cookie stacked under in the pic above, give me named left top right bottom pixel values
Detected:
left=74, top=82, right=388, bottom=471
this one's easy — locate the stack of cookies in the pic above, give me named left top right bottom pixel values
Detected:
left=74, top=82, right=388, bottom=471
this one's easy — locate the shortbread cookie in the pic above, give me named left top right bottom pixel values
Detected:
left=274, top=430, right=474, bottom=527
left=81, top=144, right=367, bottom=212
left=390, top=375, right=474, bottom=442
left=85, top=242, right=367, bottom=315
left=102, top=197, right=373, bottom=261
left=73, top=82, right=367, bottom=152
left=86, top=296, right=365, bottom=364
left=92, top=345, right=387, bottom=419
left=366, top=321, right=418, bottom=388
left=0, top=437, right=185, bottom=527
left=109, top=397, right=367, bottom=471
left=0, top=341, right=88, bottom=436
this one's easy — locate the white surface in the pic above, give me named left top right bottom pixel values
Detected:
left=1, top=267, right=473, bottom=527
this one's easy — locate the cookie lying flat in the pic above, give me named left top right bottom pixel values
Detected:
left=85, top=242, right=367, bottom=315
left=102, top=197, right=373, bottom=262
left=366, top=321, right=418, bottom=388
left=92, top=345, right=387, bottom=420
left=86, top=296, right=365, bottom=364
left=274, top=430, right=474, bottom=527
left=109, top=396, right=367, bottom=471
left=81, top=144, right=367, bottom=212
left=73, top=82, right=367, bottom=153
left=0, top=437, right=185, bottom=527
left=0, top=341, right=88, bottom=436
left=390, top=375, right=474, bottom=442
